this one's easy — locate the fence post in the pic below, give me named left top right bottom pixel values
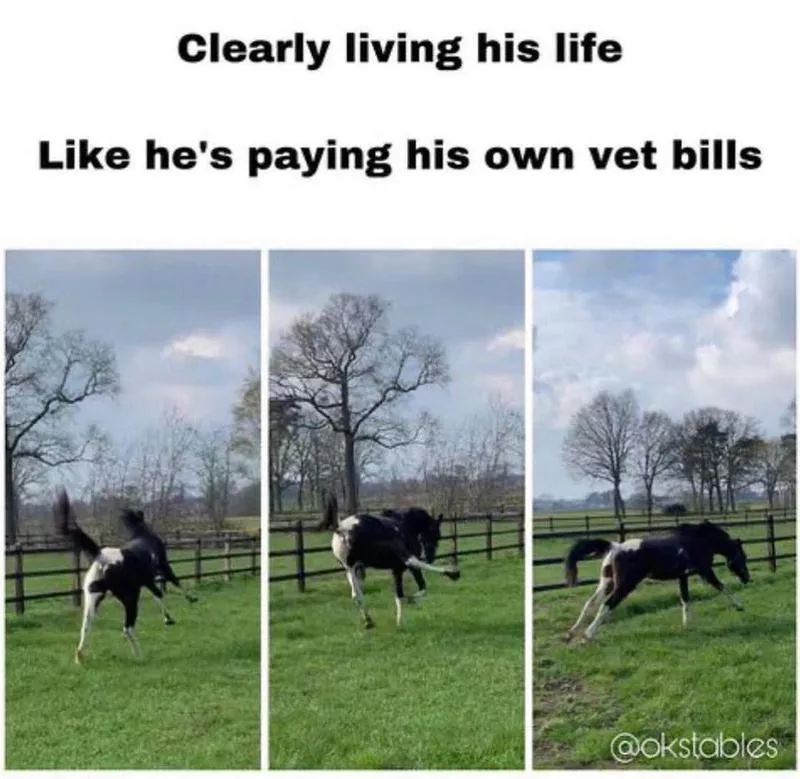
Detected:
left=451, top=518, right=459, bottom=566
left=618, top=521, right=626, bottom=543
left=584, top=515, right=590, bottom=537
left=517, top=516, right=524, bottom=558
left=195, top=538, right=202, bottom=585
left=14, top=543, right=24, bottom=616
left=224, top=538, right=232, bottom=582
left=250, top=536, right=257, bottom=574
left=295, top=521, right=306, bottom=593
left=766, top=513, right=776, bottom=573
left=72, top=544, right=82, bottom=607
left=549, top=515, right=554, bottom=532
left=486, top=514, right=493, bottom=560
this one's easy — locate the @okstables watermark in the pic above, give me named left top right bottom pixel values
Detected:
left=610, top=731, right=779, bottom=763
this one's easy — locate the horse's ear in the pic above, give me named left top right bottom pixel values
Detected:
left=437, top=513, right=444, bottom=523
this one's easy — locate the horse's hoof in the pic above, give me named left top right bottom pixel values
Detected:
left=364, top=620, right=375, bottom=630
left=74, top=650, right=84, bottom=665
left=564, top=631, right=574, bottom=643
left=446, top=569, right=461, bottom=581
left=165, top=617, right=176, bottom=626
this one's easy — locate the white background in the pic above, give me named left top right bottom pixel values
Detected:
left=0, top=0, right=798, bottom=248
left=1, top=1, right=798, bottom=775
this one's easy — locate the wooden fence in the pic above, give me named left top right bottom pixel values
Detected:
left=269, top=513, right=524, bottom=592
left=533, top=505, right=794, bottom=532
left=533, top=512, right=796, bottom=593
left=5, top=536, right=261, bottom=615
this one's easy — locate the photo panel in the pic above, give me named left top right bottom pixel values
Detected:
left=268, top=250, right=526, bottom=769
left=532, top=249, right=796, bottom=769
left=4, top=250, right=261, bottom=770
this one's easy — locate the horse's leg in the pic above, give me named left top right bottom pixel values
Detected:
left=122, top=591, right=142, bottom=657
left=345, top=567, right=374, bottom=628
left=75, top=581, right=105, bottom=664
left=160, top=557, right=197, bottom=603
left=408, top=567, right=427, bottom=602
left=392, top=569, right=406, bottom=627
left=566, top=577, right=610, bottom=641
left=700, top=568, right=744, bottom=610
left=678, top=575, right=690, bottom=627
left=405, top=555, right=460, bottom=581
left=584, top=574, right=642, bottom=640
left=145, top=580, right=175, bottom=626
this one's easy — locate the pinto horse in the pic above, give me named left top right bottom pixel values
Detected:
left=327, top=496, right=461, bottom=628
left=564, top=521, right=750, bottom=641
left=54, top=489, right=194, bottom=663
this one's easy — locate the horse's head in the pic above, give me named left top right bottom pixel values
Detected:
left=419, top=513, right=444, bottom=563
left=726, top=538, right=750, bottom=584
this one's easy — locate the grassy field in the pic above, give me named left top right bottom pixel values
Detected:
left=6, top=576, right=260, bottom=770
left=269, top=552, right=524, bottom=769
left=534, top=526, right=796, bottom=771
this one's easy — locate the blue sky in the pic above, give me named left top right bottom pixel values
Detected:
left=534, top=250, right=796, bottom=499
left=269, top=251, right=524, bottom=467
left=6, top=251, right=260, bottom=486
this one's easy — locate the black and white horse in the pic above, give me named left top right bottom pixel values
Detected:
left=119, top=507, right=197, bottom=607
left=327, top=496, right=461, bottom=628
left=54, top=489, right=194, bottom=663
left=564, top=521, right=750, bottom=641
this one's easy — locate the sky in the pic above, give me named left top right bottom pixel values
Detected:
left=534, top=250, right=797, bottom=500
left=6, top=250, right=260, bottom=486
left=269, top=251, right=525, bottom=468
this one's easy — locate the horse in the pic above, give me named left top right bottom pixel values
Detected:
left=563, top=520, right=750, bottom=641
left=326, top=495, right=461, bottom=628
left=119, top=507, right=197, bottom=607
left=54, top=489, right=194, bottom=663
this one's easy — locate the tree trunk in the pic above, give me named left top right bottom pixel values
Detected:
left=344, top=433, right=358, bottom=514
left=5, top=444, right=17, bottom=542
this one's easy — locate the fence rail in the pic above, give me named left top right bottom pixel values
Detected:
left=269, top=513, right=524, bottom=591
left=5, top=537, right=261, bottom=615
left=533, top=505, right=794, bottom=532
left=533, top=512, right=796, bottom=593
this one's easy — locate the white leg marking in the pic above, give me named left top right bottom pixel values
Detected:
left=395, top=596, right=403, bottom=628
left=681, top=599, right=689, bottom=627
left=345, top=567, right=373, bottom=626
left=725, top=590, right=744, bottom=611
left=405, top=555, right=458, bottom=576
left=75, top=590, right=102, bottom=663
left=151, top=590, right=174, bottom=624
left=567, top=579, right=607, bottom=638
left=584, top=603, right=609, bottom=639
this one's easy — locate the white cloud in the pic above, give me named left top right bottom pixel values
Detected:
left=486, top=328, right=525, bottom=353
left=163, top=334, right=226, bottom=360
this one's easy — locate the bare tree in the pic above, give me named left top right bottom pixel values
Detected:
left=755, top=438, right=788, bottom=509
left=271, top=293, right=449, bottom=513
left=5, top=292, right=120, bottom=539
left=632, top=410, right=678, bottom=520
left=562, top=389, right=639, bottom=521
left=195, top=426, right=235, bottom=530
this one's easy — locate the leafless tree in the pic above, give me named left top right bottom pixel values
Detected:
left=231, top=367, right=260, bottom=482
left=632, top=410, right=678, bottom=520
left=562, top=389, right=639, bottom=521
left=271, top=293, right=449, bottom=513
left=195, top=426, right=235, bottom=530
left=755, top=438, right=788, bottom=509
left=5, top=292, right=120, bottom=539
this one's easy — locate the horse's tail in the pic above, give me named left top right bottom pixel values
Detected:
left=53, top=489, right=101, bottom=561
left=318, top=492, right=339, bottom=531
left=564, top=538, right=613, bottom=587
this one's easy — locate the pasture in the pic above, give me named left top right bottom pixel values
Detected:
left=533, top=521, right=796, bottom=769
left=269, top=547, right=524, bottom=769
left=5, top=575, right=260, bottom=770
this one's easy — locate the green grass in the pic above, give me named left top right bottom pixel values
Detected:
left=534, top=558, right=796, bottom=769
left=5, top=576, right=260, bottom=770
left=269, top=553, right=524, bottom=769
